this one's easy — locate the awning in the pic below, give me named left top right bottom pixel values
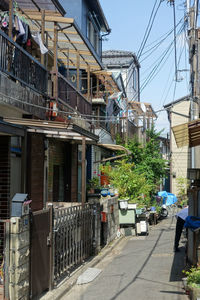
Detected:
left=97, top=144, right=131, bottom=154
left=3, top=118, right=98, bottom=143
left=0, top=119, right=24, bottom=136
left=18, top=12, right=103, bottom=70
left=172, top=118, right=200, bottom=148
left=128, top=101, right=157, bottom=118
left=94, top=154, right=130, bottom=164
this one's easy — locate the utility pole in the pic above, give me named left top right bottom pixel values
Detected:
left=188, top=0, right=200, bottom=168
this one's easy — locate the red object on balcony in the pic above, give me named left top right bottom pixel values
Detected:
left=47, top=101, right=58, bottom=117
left=101, top=212, right=107, bottom=223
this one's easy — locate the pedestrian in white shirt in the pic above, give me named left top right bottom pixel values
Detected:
left=174, top=207, right=188, bottom=252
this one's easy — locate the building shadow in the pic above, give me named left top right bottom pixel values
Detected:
left=169, top=246, right=186, bottom=282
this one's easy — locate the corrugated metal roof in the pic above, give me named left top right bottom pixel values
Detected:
left=172, top=119, right=200, bottom=148
left=3, top=0, right=65, bottom=15
left=18, top=13, right=102, bottom=70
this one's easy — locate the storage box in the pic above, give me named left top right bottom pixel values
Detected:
left=119, top=209, right=135, bottom=225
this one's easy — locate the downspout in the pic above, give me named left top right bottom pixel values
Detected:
left=100, top=29, right=111, bottom=59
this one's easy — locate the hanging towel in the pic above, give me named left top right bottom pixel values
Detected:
left=32, top=32, right=48, bottom=54
left=17, top=18, right=25, bottom=38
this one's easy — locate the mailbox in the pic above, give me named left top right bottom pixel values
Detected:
left=11, top=193, right=31, bottom=217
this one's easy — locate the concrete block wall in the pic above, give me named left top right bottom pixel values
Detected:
left=101, top=196, right=119, bottom=244
left=9, top=215, right=30, bottom=300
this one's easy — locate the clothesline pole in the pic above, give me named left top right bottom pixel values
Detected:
left=53, top=22, right=58, bottom=100
left=9, top=0, right=13, bottom=38
left=67, top=48, right=70, bottom=81
left=76, top=53, right=80, bottom=91
left=41, top=9, right=45, bottom=65
left=87, top=65, right=90, bottom=102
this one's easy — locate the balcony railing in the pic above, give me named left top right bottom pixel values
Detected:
left=0, top=30, right=48, bottom=95
left=58, top=72, right=92, bottom=116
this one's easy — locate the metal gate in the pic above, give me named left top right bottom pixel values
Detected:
left=54, top=204, right=93, bottom=285
left=30, top=208, right=53, bottom=299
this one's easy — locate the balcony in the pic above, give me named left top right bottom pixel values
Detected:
left=0, top=30, right=48, bottom=95
left=57, top=72, right=92, bottom=116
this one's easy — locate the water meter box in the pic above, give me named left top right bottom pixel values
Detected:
left=11, top=194, right=30, bottom=217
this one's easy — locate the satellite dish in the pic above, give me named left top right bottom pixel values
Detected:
left=141, top=103, right=147, bottom=113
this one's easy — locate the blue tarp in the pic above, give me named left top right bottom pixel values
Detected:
left=157, top=191, right=177, bottom=206
left=184, top=216, right=200, bottom=230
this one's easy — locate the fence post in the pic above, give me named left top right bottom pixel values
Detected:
left=4, top=221, right=10, bottom=300
left=48, top=204, right=54, bottom=290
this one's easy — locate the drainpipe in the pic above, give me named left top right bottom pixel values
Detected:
left=100, top=29, right=111, bottom=58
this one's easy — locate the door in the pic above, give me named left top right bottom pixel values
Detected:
left=30, top=209, right=52, bottom=299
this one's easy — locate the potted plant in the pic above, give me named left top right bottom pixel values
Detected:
left=87, top=176, right=101, bottom=194
left=183, top=266, right=200, bottom=299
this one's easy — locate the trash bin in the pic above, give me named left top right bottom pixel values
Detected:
left=135, top=208, right=148, bottom=235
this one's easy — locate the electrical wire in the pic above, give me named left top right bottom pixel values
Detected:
left=140, top=17, right=184, bottom=64
left=129, top=22, right=185, bottom=103
left=137, top=0, right=161, bottom=59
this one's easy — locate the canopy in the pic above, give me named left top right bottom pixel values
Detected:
left=172, top=118, right=200, bottom=148
left=19, top=13, right=103, bottom=70
left=3, top=118, right=99, bottom=143
left=98, top=144, right=131, bottom=154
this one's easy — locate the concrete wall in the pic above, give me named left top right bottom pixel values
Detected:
left=0, top=71, right=46, bottom=119
left=101, top=196, right=119, bottom=245
left=170, top=100, right=190, bottom=195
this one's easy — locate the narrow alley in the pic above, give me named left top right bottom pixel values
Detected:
left=62, top=212, right=188, bottom=300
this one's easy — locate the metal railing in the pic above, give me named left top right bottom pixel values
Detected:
left=0, top=30, right=48, bottom=95
left=53, top=204, right=93, bottom=285
left=58, top=72, right=92, bottom=116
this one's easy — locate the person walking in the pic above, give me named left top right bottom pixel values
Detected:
left=174, top=206, right=188, bottom=252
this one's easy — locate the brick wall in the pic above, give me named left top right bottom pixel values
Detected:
left=48, top=140, right=65, bottom=202
left=0, top=136, right=10, bottom=258
left=27, top=134, right=44, bottom=211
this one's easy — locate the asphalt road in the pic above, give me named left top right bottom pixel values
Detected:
left=62, top=212, right=188, bottom=300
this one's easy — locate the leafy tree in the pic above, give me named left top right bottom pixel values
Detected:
left=102, top=127, right=168, bottom=207
left=176, top=177, right=189, bottom=207
left=101, top=160, right=153, bottom=206
left=126, top=127, right=168, bottom=194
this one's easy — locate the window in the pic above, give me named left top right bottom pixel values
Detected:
left=87, top=15, right=100, bottom=54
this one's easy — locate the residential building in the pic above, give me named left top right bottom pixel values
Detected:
left=164, top=95, right=191, bottom=195
left=59, top=0, right=111, bottom=58
left=0, top=0, right=113, bottom=257
left=102, top=50, right=140, bottom=102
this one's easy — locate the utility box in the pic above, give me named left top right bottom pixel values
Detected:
left=11, top=194, right=30, bottom=217
left=119, top=209, right=135, bottom=225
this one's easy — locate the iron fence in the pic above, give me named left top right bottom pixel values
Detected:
left=0, top=30, right=48, bottom=95
left=58, top=72, right=92, bottom=116
left=53, top=204, right=93, bottom=285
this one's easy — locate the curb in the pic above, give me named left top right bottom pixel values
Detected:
left=40, top=236, right=126, bottom=300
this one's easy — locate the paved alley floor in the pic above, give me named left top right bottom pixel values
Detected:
left=62, top=213, right=188, bottom=300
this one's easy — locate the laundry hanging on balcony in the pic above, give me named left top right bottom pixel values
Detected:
left=32, top=32, right=48, bottom=54
left=0, top=11, right=31, bottom=47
